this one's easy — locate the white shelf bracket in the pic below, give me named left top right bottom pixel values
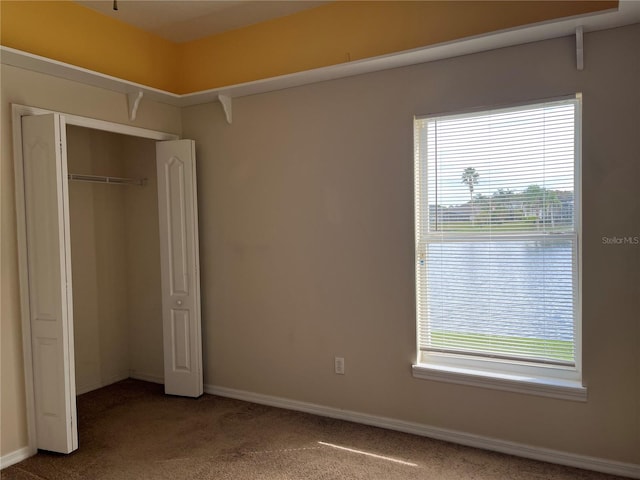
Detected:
left=127, top=90, right=144, bottom=121
left=218, top=94, right=232, bottom=124
left=576, top=26, right=584, bottom=71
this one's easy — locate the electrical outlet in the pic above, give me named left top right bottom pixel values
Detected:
left=334, top=356, right=345, bottom=375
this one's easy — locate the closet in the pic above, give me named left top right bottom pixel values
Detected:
left=15, top=108, right=203, bottom=456
left=66, top=126, right=163, bottom=395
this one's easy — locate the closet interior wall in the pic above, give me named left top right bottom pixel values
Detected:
left=66, top=126, right=164, bottom=395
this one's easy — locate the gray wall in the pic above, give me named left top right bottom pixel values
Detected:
left=66, top=126, right=163, bottom=395
left=182, top=24, right=640, bottom=463
left=67, top=126, right=131, bottom=394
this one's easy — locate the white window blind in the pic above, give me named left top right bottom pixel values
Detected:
left=414, top=97, right=580, bottom=368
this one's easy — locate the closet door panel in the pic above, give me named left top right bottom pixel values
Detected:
left=156, top=140, right=202, bottom=397
left=21, top=113, right=78, bottom=453
left=171, top=309, right=191, bottom=371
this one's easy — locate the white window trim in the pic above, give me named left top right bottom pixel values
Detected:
left=411, top=363, right=587, bottom=401
left=412, top=94, right=585, bottom=401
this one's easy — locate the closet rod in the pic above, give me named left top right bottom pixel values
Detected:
left=67, top=174, right=147, bottom=186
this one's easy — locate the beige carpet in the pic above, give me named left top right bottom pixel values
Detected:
left=1, top=379, right=628, bottom=480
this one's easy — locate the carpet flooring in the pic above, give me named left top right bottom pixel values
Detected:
left=1, top=379, right=630, bottom=480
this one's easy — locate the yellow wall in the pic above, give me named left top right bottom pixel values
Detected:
left=1, top=1, right=617, bottom=94
left=0, top=1, right=179, bottom=92
left=177, top=0, right=617, bottom=92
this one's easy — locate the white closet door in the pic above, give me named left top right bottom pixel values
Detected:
left=156, top=140, right=203, bottom=397
left=21, top=114, right=78, bottom=453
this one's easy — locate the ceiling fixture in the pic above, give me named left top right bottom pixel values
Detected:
left=113, top=0, right=118, bottom=11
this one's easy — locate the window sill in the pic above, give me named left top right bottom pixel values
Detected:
left=412, top=364, right=587, bottom=401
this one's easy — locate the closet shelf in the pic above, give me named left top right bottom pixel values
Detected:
left=68, top=174, right=147, bottom=186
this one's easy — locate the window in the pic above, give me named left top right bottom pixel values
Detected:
left=413, top=96, right=584, bottom=400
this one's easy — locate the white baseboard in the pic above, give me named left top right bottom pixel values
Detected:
left=129, top=371, right=164, bottom=385
left=76, top=371, right=130, bottom=396
left=205, top=384, right=640, bottom=479
left=77, top=371, right=163, bottom=396
left=0, top=446, right=34, bottom=470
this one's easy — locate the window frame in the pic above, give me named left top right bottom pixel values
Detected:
left=412, top=95, right=585, bottom=401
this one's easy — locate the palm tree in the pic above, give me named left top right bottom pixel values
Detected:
left=461, top=167, right=479, bottom=202
left=461, top=167, right=480, bottom=225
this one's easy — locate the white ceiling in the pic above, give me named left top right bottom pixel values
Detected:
left=75, top=0, right=329, bottom=43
